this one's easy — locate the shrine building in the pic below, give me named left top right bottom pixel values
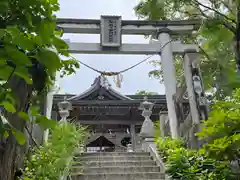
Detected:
left=52, top=76, right=189, bottom=152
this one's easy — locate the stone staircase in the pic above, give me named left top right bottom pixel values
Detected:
left=71, top=152, right=166, bottom=180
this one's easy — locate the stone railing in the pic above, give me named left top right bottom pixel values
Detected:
left=141, top=137, right=169, bottom=179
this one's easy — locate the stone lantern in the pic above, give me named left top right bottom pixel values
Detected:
left=139, top=97, right=154, bottom=138
left=58, top=96, right=72, bottom=124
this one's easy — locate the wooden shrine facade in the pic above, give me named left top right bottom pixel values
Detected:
left=51, top=76, right=190, bottom=151
left=52, top=76, right=168, bottom=127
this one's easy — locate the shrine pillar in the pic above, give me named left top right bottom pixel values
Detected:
left=130, top=124, right=136, bottom=151
left=158, top=31, right=179, bottom=138
left=182, top=52, right=208, bottom=148
left=183, top=52, right=208, bottom=122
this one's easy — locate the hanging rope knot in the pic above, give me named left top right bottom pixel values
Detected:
left=100, top=72, right=122, bottom=87
left=101, top=71, right=119, bottom=76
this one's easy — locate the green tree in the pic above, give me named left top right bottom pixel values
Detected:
left=0, top=0, right=79, bottom=179
left=135, top=0, right=239, bottom=100
left=135, top=90, right=159, bottom=95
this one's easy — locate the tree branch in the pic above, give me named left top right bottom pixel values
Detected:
left=221, top=0, right=235, bottom=15
left=24, top=126, right=39, bottom=148
left=221, top=21, right=236, bottom=33
left=193, top=0, right=236, bottom=24
left=192, top=3, right=236, bottom=33
left=198, top=44, right=211, bottom=61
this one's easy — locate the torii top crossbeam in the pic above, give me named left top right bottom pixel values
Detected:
left=56, top=18, right=201, bottom=35
left=56, top=17, right=201, bottom=55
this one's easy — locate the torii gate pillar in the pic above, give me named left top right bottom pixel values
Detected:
left=158, top=31, right=179, bottom=138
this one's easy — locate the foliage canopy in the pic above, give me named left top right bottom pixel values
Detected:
left=135, top=0, right=239, bottom=100
left=0, top=0, right=79, bottom=143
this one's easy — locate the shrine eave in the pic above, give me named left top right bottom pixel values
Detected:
left=53, top=94, right=189, bottom=107
left=53, top=94, right=169, bottom=105
left=69, top=100, right=167, bottom=105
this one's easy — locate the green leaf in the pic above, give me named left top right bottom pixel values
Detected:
left=12, top=129, right=26, bottom=145
left=18, top=111, right=30, bottom=121
left=0, top=56, right=6, bottom=65
left=0, top=66, right=14, bottom=81
left=23, top=177, right=31, bottom=180
left=0, top=101, right=16, bottom=113
left=0, top=1, right=8, bottom=13
left=35, top=115, right=57, bottom=130
left=3, top=130, right=9, bottom=138
left=5, top=92, right=16, bottom=105
left=14, top=66, right=33, bottom=84
left=37, top=49, right=61, bottom=73
left=52, top=36, right=69, bottom=56
left=25, top=12, right=33, bottom=27
left=0, top=29, right=5, bottom=39
left=13, top=34, right=35, bottom=50
left=4, top=45, right=32, bottom=66
left=29, top=106, right=40, bottom=116
left=6, top=26, right=35, bottom=50
left=37, top=21, right=56, bottom=44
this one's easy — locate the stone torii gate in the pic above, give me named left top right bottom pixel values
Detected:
left=56, top=16, right=207, bottom=138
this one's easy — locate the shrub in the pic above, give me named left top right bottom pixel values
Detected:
left=156, top=137, right=233, bottom=180
left=22, top=123, right=88, bottom=180
left=155, top=89, right=240, bottom=179
left=156, top=137, right=184, bottom=162
left=197, top=89, right=240, bottom=162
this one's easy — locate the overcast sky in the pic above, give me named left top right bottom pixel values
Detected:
left=56, top=0, right=165, bottom=95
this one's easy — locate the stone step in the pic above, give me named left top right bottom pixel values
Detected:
left=73, top=160, right=156, bottom=168
left=78, top=152, right=149, bottom=157
left=79, top=160, right=156, bottom=167
left=77, top=155, right=152, bottom=161
left=71, top=172, right=165, bottom=180
left=72, top=166, right=161, bottom=174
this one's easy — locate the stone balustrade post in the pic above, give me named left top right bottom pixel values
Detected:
left=159, top=111, right=169, bottom=137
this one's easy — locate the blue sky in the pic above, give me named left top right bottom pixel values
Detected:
left=56, top=0, right=165, bottom=95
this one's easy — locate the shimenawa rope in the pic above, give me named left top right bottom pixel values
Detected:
left=76, top=40, right=173, bottom=88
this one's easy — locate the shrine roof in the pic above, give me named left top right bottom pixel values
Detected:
left=68, top=76, right=132, bottom=101
left=53, top=76, right=168, bottom=105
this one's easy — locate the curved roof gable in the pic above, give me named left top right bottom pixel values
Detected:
left=68, top=76, right=132, bottom=101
